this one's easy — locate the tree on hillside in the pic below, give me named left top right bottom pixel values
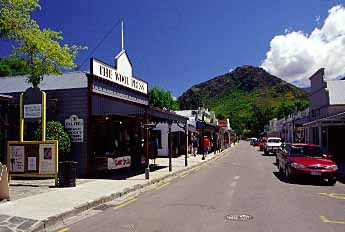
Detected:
left=0, top=0, right=85, bottom=86
left=149, top=87, right=179, bottom=110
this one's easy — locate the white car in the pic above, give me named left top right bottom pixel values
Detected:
left=264, top=137, right=282, bottom=155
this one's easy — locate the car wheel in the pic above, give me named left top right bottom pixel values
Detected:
left=327, top=177, right=336, bottom=186
left=264, top=150, right=268, bottom=156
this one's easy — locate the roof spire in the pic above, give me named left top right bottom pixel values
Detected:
left=121, top=19, right=124, bottom=51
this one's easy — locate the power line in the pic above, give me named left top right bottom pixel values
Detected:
left=78, top=18, right=123, bottom=70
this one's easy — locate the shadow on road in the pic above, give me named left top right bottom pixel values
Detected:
left=272, top=171, right=331, bottom=186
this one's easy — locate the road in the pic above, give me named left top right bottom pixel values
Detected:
left=54, top=141, right=345, bottom=232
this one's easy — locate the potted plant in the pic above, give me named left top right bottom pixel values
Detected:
left=35, top=121, right=77, bottom=187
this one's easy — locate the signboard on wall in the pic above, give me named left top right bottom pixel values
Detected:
left=91, top=58, right=148, bottom=94
left=65, top=115, right=84, bottom=143
left=107, top=156, right=131, bottom=170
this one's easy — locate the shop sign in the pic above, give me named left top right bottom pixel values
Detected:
left=107, top=156, right=131, bottom=170
left=65, top=115, right=84, bottom=143
left=24, top=104, right=42, bottom=119
left=196, top=121, right=206, bottom=129
left=218, top=119, right=229, bottom=129
left=91, top=58, right=148, bottom=94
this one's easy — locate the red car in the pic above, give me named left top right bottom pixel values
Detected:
left=276, top=143, right=338, bottom=185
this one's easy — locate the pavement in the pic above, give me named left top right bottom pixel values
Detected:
left=0, top=147, right=232, bottom=232
left=55, top=141, right=345, bottom=232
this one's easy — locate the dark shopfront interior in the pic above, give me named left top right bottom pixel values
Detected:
left=90, top=114, right=145, bottom=173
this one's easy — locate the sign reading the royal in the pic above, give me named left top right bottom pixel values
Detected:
left=65, top=115, right=84, bottom=143
left=24, top=104, right=42, bottom=119
left=91, top=58, right=147, bottom=94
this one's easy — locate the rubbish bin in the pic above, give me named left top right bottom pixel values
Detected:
left=58, top=161, right=77, bottom=187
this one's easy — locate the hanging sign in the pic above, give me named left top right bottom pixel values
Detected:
left=65, top=115, right=84, bottom=143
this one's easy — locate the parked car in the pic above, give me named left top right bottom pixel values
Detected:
left=276, top=143, right=338, bottom=185
left=264, top=137, right=282, bottom=155
left=249, top=137, right=257, bottom=145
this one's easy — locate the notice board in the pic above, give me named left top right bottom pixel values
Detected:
left=7, top=141, right=58, bottom=178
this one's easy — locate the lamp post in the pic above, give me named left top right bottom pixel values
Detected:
left=142, top=119, right=156, bottom=179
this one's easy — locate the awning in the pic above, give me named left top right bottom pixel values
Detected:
left=148, top=106, right=188, bottom=123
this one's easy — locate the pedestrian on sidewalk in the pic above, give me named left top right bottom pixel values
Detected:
left=192, top=135, right=199, bottom=156
left=203, top=136, right=210, bottom=160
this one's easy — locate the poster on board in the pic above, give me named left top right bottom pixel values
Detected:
left=9, top=146, right=25, bottom=173
left=27, top=157, right=37, bottom=171
left=39, top=144, right=56, bottom=174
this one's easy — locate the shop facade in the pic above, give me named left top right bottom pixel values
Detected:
left=0, top=50, right=190, bottom=176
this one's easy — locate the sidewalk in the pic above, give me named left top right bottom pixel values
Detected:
left=0, top=149, right=231, bottom=232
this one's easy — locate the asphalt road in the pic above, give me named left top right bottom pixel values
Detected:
left=55, top=141, right=345, bottom=232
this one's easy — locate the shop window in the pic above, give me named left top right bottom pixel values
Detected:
left=151, top=130, right=162, bottom=149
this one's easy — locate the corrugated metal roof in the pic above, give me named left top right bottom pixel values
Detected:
left=0, top=72, right=88, bottom=94
left=327, top=80, right=345, bottom=105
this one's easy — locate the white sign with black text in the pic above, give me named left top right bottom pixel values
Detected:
left=65, top=115, right=84, bottom=143
left=107, top=156, right=131, bottom=170
left=24, top=104, right=42, bottom=119
left=91, top=59, right=147, bottom=94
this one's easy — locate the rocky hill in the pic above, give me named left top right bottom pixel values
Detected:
left=178, top=65, right=309, bottom=136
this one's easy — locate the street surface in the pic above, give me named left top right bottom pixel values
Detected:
left=54, top=142, right=345, bottom=232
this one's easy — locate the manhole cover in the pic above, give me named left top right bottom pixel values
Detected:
left=225, top=214, right=254, bottom=221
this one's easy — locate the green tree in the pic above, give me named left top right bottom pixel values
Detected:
left=34, top=121, right=71, bottom=161
left=0, top=0, right=85, bottom=86
left=148, top=87, right=179, bottom=110
left=0, top=56, right=29, bottom=76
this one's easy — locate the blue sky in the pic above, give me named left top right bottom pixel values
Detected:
left=1, top=0, right=343, bottom=96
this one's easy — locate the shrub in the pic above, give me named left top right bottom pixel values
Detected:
left=34, top=121, right=71, bottom=161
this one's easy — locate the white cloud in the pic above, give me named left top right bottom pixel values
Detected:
left=261, top=5, right=345, bottom=87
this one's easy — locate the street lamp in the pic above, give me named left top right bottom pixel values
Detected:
left=142, top=122, right=156, bottom=179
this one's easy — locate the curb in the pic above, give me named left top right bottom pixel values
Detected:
left=30, top=147, right=233, bottom=232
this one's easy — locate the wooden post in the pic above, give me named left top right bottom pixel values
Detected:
left=145, top=110, right=150, bottom=179
left=168, top=122, right=172, bottom=172
left=185, top=124, right=188, bottom=167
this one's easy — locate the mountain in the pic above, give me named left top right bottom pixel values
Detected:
left=178, top=65, right=309, bottom=136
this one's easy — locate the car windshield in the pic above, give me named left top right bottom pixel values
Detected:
left=289, top=146, right=324, bottom=157
left=268, top=139, right=280, bottom=143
